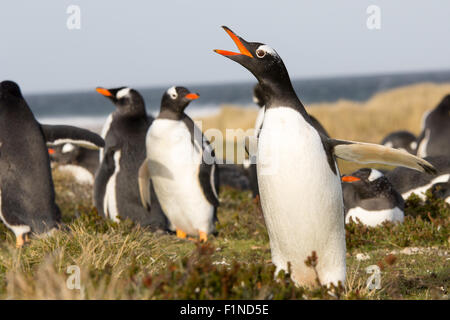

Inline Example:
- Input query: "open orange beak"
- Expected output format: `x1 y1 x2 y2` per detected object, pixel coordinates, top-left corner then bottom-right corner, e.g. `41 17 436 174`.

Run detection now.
342 176 361 182
96 87 112 97
214 26 253 58
185 93 199 100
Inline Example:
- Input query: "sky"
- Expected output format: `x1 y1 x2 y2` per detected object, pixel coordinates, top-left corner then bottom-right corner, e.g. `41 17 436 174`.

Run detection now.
1 0 449 94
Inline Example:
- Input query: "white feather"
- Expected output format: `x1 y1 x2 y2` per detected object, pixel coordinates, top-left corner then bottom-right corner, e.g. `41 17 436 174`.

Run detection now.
0 189 31 238
368 169 383 182
346 207 404 227
116 88 131 99
257 107 346 286
103 150 121 222
402 174 450 200
99 114 113 162
145 119 214 236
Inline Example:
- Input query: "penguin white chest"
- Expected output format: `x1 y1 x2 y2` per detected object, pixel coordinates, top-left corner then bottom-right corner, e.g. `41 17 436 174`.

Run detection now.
257 107 346 286
145 119 214 236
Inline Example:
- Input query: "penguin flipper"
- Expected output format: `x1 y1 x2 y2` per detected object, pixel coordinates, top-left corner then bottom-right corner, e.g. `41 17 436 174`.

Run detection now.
199 162 220 207
41 124 105 150
331 139 437 174
138 159 151 209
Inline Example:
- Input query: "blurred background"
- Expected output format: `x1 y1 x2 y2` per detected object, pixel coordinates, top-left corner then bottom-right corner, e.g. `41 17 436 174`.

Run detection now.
1 0 449 146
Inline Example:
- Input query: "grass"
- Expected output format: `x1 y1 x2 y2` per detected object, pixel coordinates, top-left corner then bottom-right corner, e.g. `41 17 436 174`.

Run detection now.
0 82 449 299
0 172 448 299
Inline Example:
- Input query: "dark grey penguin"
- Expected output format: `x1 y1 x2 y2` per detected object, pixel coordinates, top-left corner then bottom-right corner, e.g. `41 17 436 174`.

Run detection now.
381 130 417 154
416 95 450 158
342 168 404 226
94 86 168 231
386 155 450 201
0 80 104 247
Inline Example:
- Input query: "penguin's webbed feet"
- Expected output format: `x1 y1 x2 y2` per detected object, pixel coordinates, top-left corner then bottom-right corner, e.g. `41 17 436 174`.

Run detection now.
176 229 187 239
15 233 30 248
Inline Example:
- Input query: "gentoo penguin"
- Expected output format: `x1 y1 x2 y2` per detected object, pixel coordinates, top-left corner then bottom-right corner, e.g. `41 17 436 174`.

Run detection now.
386 155 450 202
342 168 404 227
245 83 330 198
214 26 436 286
416 95 450 158
381 130 417 154
0 81 104 247
430 182 450 204
94 86 168 231
139 87 219 242
49 143 99 184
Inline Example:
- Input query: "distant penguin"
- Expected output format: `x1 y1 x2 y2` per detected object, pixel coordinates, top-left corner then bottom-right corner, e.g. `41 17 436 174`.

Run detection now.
245 83 329 198
94 86 168 231
342 168 404 227
430 182 450 204
49 143 99 184
386 155 450 201
0 81 104 247
214 26 435 286
381 130 417 154
416 95 450 157
139 86 219 242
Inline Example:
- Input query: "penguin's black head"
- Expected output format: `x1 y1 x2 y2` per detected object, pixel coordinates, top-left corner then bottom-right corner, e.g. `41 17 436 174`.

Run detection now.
96 86 145 115
214 26 293 105
159 86 199 117
342 168 384 184
253 83 266 108
0 80 23 102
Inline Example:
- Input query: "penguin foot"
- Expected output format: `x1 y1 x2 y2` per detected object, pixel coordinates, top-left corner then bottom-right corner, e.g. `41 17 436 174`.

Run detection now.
199 231 208 243
176 229 187 239
16 234 25 248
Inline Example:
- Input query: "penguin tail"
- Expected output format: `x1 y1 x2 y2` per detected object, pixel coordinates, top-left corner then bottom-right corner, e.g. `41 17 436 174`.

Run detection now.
331 139 437 174
138 159 151 209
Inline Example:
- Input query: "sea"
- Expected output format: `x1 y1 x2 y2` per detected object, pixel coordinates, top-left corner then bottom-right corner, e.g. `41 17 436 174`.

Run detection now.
26 70 450 131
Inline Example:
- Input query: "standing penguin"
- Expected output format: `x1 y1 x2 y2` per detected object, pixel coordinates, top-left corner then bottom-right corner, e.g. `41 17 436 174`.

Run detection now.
416 95 450 158
342 168 404 227
139 87 219 242
214 26 436 286
94 87 168 231
0 81 104 247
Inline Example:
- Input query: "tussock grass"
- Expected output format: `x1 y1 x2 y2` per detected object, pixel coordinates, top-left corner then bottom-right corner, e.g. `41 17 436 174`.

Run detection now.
0 172 448 299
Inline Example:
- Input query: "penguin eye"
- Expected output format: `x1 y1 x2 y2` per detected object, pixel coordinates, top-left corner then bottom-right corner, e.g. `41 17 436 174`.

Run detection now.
256 48 266 58
170 93 178 99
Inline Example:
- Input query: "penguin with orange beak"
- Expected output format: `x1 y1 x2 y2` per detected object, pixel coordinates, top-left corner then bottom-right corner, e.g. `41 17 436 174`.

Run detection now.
214 26 435 287
94 86 168 231
139 87 220 242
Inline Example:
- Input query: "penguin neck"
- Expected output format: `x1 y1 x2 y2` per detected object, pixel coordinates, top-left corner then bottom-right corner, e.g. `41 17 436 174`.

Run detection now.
259 75 308 118
158 107 184 121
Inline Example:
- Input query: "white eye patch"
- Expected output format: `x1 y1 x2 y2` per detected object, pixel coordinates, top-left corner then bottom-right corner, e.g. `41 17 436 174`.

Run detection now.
62 143 76 153
256 44 277 58
116 88 131 99
368 169 383 182
167 86 178 99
